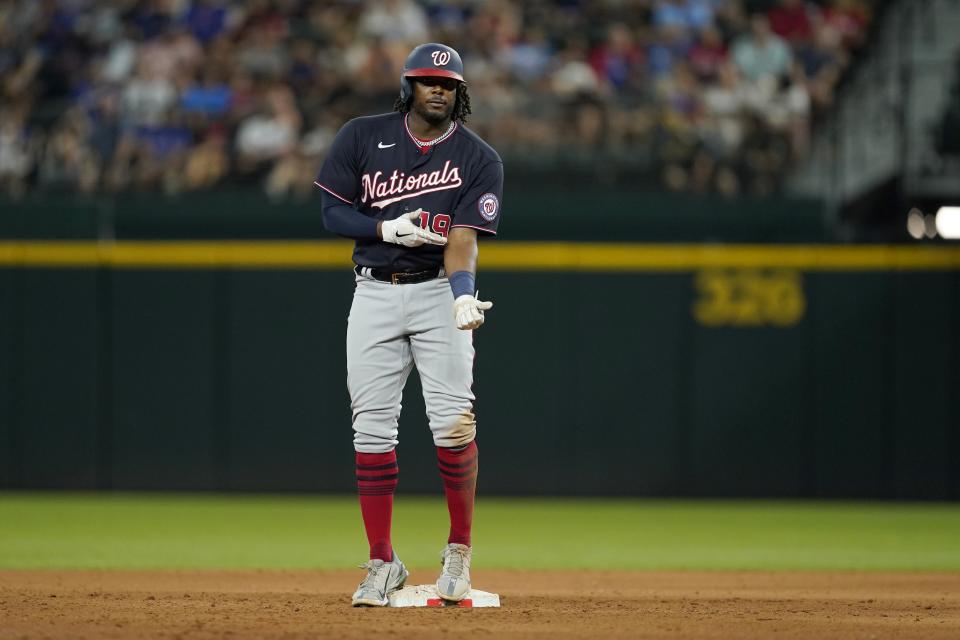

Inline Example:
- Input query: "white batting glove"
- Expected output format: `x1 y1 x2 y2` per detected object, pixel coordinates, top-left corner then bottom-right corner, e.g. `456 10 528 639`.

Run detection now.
453 292 493 330
381 209 447 247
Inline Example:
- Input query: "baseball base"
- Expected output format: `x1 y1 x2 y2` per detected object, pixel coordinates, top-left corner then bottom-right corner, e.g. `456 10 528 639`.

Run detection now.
388 584 501 608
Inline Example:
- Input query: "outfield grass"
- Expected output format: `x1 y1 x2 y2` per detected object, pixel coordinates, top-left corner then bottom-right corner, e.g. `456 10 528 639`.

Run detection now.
1 493 959 571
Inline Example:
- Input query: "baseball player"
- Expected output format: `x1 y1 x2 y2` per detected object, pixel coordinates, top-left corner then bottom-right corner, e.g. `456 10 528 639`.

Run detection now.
314 43 503 606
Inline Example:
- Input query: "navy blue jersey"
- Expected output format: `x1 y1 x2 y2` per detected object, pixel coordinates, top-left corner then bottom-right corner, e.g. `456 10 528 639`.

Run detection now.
315 112 503 271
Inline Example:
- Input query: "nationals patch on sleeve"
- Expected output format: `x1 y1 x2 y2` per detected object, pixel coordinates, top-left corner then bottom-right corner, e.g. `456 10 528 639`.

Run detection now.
478 193 499 221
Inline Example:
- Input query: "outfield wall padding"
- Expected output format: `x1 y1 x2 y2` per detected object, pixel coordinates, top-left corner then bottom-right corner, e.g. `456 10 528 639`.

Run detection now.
1 257 958 499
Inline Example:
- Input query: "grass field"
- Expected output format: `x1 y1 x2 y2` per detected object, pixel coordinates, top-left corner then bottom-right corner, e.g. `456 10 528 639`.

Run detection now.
2 492 959 572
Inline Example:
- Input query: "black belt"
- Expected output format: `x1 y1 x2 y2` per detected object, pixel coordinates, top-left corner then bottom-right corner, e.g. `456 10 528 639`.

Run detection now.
355 265 443 285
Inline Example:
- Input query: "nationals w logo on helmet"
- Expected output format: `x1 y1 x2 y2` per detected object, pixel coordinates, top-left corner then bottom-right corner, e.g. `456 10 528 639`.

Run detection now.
402 44 464 83
399 44 466 104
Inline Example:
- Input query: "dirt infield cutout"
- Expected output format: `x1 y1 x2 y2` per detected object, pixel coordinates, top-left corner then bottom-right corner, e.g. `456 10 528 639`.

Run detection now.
2 570 959 639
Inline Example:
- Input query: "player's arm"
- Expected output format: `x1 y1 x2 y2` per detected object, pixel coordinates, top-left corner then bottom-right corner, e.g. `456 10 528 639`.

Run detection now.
445 227 492 330
446 158 502 329
321 193 446 246
320 192 378 238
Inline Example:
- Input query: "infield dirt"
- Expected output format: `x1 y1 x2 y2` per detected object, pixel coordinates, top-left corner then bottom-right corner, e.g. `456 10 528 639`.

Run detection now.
2 570 958 639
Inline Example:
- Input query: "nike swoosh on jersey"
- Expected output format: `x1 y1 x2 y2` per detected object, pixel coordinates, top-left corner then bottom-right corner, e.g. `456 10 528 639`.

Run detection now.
378 142 396 149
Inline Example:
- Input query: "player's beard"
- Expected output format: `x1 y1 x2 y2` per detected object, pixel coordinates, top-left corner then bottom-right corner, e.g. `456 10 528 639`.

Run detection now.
414 100 454 127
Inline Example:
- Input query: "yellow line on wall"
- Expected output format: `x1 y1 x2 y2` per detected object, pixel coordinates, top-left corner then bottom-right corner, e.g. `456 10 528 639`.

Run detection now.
0 241 959 271
480 243 960 271
0 241 353 268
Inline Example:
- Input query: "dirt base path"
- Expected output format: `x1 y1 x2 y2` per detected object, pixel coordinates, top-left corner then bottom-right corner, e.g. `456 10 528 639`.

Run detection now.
2 570 959 639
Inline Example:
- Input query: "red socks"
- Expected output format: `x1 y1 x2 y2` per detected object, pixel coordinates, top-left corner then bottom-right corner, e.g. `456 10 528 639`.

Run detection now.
355 451 398 561
356 443 477 559
437 441 479 546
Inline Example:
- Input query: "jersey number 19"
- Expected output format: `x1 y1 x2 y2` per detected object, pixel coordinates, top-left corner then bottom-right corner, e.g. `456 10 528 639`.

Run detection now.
417 211 451 237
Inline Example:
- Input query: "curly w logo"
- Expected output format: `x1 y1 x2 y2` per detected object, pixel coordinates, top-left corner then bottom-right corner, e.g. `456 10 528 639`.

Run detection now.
431 51 451 66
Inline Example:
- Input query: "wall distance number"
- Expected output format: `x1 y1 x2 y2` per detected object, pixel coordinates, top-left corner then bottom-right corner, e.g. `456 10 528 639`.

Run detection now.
693 270 806 327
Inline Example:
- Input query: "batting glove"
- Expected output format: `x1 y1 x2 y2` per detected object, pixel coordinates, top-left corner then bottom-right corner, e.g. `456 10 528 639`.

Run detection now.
381 209 447 247
453 293 493 330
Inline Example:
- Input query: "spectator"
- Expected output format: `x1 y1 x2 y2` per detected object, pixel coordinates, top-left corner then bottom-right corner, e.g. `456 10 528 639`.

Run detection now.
591 23 645 89
783 64 813 158
129 0 175 41
689 26 728 82
767 0 815 45
822 0 870 47
647 25 691 79
702 63 749 160
358 0 429 44
38 109 99 194
740 112 790 195
0 105 36 199
235 84 300 175
656 62 706 186
552 38 603 99
99 24 139 84
181 67 233 118
87 90 123 172
501 27 553 83
732 14 792 82
654 0 716 34
178 125 229 192
122 63 177 127
2 43 43 102
351 36 402 97
139 28 201 85
236 23 289 79
795 24 845 106
183 0 230 45
287 39 318 94
659 62 705 127
715 0 751 41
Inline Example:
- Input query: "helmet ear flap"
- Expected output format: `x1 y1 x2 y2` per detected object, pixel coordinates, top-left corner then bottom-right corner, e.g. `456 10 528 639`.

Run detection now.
399 76 413 104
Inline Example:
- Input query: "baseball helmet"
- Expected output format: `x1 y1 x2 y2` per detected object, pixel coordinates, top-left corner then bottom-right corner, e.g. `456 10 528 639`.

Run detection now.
399 43 465 104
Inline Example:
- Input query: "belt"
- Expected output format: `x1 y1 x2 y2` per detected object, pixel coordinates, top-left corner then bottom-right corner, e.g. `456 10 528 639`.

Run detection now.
355 265 444 284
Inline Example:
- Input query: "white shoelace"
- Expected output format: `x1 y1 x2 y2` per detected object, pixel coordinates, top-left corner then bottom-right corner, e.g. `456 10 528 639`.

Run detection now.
443 549 467 577
358 560 389 590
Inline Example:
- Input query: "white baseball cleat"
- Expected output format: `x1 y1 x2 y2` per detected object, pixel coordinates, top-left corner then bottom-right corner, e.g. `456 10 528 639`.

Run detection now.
352 554 409 607
436 543 472 601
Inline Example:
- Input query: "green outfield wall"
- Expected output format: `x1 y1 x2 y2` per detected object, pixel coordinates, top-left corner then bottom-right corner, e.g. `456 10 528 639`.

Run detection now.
0 187 828 243
0 193 958 498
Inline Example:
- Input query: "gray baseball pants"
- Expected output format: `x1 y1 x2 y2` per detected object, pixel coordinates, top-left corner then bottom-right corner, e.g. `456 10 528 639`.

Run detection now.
347 273 477 453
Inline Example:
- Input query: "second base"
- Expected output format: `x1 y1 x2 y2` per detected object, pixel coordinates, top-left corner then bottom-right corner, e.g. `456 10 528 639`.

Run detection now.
388 584 500 608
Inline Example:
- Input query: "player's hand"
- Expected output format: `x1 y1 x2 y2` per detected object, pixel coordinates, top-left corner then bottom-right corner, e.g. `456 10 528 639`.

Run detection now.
453 292 493 330
381 209 447 247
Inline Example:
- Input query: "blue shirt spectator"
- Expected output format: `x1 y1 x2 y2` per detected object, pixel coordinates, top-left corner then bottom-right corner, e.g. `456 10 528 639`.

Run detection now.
181 84 232 116
654 0 716 32
183 1 228 45
136 125 192 159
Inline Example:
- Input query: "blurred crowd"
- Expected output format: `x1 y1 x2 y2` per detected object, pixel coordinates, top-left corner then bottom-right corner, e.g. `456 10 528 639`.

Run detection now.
0 0 874 200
